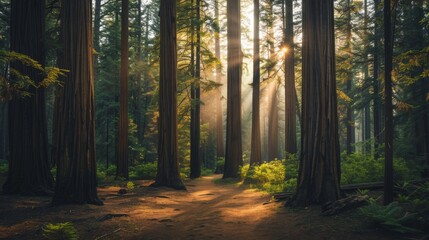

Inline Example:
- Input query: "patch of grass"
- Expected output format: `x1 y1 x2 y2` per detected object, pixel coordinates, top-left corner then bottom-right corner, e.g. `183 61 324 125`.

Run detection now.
43 222 78 240
0 161 8 174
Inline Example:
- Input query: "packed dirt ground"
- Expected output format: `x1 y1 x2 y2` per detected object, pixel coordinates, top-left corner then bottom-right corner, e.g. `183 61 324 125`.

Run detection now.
0 175 410 240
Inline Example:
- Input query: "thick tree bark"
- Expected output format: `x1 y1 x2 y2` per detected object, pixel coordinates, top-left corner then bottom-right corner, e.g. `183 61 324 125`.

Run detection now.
268 85 279 161
284 0 297 154
190 0 201 179
250 0 262 166
52 0 102 205
294 0 341 206
224 0 242 178
383 0 394 205
155 0 186 189
3 0 53 195
117 0 129 179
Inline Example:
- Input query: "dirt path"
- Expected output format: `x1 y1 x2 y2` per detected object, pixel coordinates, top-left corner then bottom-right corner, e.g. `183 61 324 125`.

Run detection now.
0 175 397 240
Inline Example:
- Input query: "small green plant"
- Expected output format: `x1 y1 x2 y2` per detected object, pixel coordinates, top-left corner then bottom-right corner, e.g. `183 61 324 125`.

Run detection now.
0 161 8 174
129 162 157 180
126 181 135 192
360 201 420 233
242 160 287 194
43 222 78 240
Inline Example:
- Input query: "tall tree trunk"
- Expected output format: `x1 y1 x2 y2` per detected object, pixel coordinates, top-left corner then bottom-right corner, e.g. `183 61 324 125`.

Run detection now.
250 0 262 166
284 0 297 154
3 0 53 195
383 0 394 205
135 0 144 144
155 0 186 189
294 0 341 206
363 0 371 154
224 0 242 178
117 0 129 179
190 0 201 178
214 0 225 169
267 0 278 161
373 0 383 158
93 0 101 79
53 0 102 205
346 0 355 154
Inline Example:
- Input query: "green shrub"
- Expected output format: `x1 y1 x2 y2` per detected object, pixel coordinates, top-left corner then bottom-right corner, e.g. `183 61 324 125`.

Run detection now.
201 168 214 176
0 162 8 174
341 153 414 185
129 162 157 180
242 160 287 194
43 222 78 240
126 181 135 191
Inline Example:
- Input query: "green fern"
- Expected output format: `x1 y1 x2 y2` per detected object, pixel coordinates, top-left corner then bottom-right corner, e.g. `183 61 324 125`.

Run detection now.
360 202 421 233
42 222 78 240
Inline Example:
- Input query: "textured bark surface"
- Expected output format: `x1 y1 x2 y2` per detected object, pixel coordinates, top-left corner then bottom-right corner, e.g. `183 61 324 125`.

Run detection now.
52 0 102 205
284 0 297 154
250 0 261 166
224 0 242 178
190 0 201 179
155 0 185 189
3 0 53 196
117 0 129 179
294 0 341 206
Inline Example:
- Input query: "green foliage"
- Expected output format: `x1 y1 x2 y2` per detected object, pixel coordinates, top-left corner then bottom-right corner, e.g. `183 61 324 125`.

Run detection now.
42 222 78 240
201 168 214 176
126 181 135 192
341 153 414 185
216 157 225 169
242 160 286 194
0 50 65 101
129 162 157 180
360 202 420 233
0 161 7 174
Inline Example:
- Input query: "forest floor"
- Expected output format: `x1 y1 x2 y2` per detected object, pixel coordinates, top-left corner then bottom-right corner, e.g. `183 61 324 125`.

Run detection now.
0 174 409 240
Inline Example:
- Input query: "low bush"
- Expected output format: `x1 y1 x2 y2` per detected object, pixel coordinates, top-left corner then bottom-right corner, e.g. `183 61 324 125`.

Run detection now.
129 162 157 180
0 161 7 174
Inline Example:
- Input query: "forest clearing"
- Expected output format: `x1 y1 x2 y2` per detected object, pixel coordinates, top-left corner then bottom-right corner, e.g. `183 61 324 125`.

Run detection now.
0 175 402 240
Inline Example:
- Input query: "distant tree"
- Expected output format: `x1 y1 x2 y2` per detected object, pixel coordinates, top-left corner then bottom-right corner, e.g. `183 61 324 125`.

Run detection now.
117 0 129 179
224 0 243 178
190 0 201 179
2 0 53 195
383 0 394 205
154 0 186 189
52 0 102 205
284 0 297 155
214 0 225 172
250 0 262 166
294 0 341 206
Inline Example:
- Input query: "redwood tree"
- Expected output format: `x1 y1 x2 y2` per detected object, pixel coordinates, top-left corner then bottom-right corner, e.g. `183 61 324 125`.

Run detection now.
117 0 129 179
3 0 53 195
155 0 185 189
250 0 262 166
294 0 341 206
52 0 102 205
284 0 297 154
224 0 242 178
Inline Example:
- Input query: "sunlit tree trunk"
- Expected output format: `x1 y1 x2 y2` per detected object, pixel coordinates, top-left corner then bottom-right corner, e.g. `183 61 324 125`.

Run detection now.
214 0 225 171
362 0 372 154
53 0 102 205
190 0 201 178
155 0 186 189
383 0 394 205
224 0 242 178
250 0 262 166
135 0 144 144
117 0 129 179
3 0 53 195
294 0 341 206
284 0 297 154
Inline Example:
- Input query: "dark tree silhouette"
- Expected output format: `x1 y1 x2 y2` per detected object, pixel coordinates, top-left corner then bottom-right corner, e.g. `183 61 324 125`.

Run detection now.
3 0 53 195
